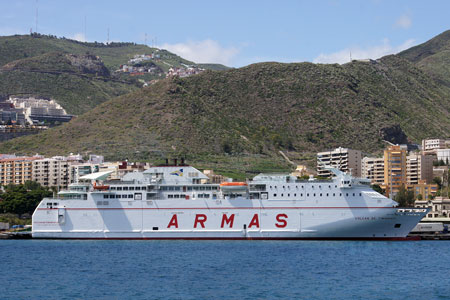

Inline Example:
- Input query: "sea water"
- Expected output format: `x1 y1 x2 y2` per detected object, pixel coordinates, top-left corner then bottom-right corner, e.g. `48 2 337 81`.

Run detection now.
1 240 449 300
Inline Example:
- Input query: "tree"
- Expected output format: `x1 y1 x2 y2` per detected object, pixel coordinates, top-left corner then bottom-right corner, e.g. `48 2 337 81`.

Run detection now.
433 177 443 190
417 194 423 200
0 182 52 216
371 184 384 195
394 185 415 207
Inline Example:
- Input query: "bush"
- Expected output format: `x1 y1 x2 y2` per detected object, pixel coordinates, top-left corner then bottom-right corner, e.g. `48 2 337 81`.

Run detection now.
0 181 52 215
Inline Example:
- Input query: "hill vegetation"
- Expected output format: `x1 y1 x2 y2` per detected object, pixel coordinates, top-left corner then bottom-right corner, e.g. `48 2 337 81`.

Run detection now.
399 30 450 86
0 52 139 114
0 34 228 115
1 31 450 177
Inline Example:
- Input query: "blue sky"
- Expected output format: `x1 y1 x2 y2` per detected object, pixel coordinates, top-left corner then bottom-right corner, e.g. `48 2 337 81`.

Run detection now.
1 0 450 67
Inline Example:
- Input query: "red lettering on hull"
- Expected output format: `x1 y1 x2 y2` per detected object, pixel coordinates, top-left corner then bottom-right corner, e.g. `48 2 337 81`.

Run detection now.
248 214 259 228
221 214 235 228
194 214 207 228
167 214 178 228
275 214 288 228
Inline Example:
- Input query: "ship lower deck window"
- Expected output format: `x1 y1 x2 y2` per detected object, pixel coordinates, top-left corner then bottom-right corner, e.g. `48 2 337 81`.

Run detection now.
353 193 355 196
274 193 277 197
117 187 122 191
333 193 335 197
394 224 401 228
319 193 322 197
123 187 129 191
346 193 348 197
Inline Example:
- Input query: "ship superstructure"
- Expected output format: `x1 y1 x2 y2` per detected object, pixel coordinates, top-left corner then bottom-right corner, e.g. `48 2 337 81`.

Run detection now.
32 164 427 239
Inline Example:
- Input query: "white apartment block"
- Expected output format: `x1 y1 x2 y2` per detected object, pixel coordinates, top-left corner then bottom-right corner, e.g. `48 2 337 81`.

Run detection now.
422 139 446 152
32 158 69 188
406 153 434 185
317 147 361 178
361 157 384 185
69 163 100 184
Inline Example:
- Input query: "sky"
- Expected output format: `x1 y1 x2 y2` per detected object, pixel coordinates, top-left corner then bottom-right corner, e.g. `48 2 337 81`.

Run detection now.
1 0 450 67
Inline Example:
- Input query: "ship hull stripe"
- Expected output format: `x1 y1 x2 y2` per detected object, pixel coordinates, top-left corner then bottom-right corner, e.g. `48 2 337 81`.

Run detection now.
37 206 397 210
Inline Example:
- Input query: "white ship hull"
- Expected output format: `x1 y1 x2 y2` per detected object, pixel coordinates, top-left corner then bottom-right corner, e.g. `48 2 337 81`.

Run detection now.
32 165 427 240
32 199 426 240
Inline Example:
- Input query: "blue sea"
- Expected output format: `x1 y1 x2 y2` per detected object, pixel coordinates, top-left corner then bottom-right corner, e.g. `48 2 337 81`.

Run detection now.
1 240 449 300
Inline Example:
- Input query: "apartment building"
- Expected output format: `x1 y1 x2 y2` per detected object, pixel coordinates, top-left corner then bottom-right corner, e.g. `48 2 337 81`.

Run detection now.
317 147 361 178
422 138 446 152
406 153 434 185
69 163 100 184
407 180 438 201
32 157 69 188
0 156 40 185
416 196 450 220
382 145 407 198
361 157 384 185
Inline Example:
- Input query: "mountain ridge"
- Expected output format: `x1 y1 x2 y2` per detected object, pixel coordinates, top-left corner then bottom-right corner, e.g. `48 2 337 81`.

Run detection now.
1 31 450 177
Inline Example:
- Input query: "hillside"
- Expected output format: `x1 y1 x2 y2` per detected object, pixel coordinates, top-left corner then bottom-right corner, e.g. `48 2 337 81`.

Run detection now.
0 34 227 72
0 52 139 115
2 38 450 177
399 30 450 86
0 34 228 115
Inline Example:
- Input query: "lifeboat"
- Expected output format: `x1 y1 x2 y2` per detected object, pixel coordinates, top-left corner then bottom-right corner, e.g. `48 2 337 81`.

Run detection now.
93 182 109 190
220 182 248 192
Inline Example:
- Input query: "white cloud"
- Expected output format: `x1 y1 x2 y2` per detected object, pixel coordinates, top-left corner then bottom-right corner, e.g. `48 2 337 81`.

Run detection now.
161 39 239 65
313 38 416 64
70 33 86 42
395 14 412 29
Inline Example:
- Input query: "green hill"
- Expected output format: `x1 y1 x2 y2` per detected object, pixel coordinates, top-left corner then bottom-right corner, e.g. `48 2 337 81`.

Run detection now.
0 34 228 72
2 30 450 177
399 30 450 86
0 34 229 115
2 32 450 177
0 52 139 115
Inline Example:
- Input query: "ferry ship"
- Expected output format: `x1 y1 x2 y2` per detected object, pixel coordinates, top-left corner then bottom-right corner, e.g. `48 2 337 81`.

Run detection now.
32 162 427 240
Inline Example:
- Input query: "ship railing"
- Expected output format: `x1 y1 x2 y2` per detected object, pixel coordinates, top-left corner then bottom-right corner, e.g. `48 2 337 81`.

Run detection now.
294 179 333 183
